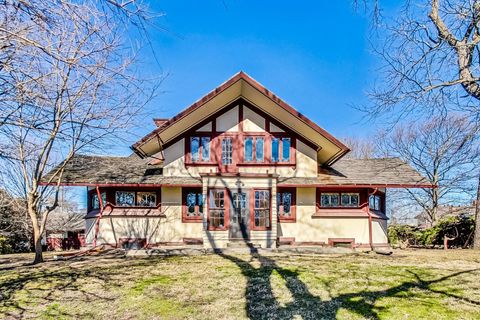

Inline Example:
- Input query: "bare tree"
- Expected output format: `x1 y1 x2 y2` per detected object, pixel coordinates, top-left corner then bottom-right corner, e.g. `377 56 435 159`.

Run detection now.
363 0 480 246
0 1 157 263
341 136 378 159
377 115 479 227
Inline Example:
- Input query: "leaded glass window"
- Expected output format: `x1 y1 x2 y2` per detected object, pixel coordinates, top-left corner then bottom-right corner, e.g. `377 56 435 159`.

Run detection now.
222 138 233 165
137 192 156 207
254 190 270 228
320 193 339 207
341 193 359 207
116 191 135 207
209 190 225 229
92 192 106 209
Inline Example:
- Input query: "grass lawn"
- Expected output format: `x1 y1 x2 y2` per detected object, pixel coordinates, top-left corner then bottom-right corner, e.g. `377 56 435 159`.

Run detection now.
1 249 480 319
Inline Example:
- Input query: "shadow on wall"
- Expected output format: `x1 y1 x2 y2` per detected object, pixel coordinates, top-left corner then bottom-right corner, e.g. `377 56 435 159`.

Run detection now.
206 233 480 319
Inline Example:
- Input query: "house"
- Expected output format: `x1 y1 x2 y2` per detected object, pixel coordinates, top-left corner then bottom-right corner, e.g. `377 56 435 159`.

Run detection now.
43 72 432 250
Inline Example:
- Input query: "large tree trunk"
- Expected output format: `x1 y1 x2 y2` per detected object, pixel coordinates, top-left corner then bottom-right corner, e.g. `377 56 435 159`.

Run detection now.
28 198 44 264
474 175 480 249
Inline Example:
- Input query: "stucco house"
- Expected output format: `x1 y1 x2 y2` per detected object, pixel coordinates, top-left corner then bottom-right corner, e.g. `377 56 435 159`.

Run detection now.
45 72 431 250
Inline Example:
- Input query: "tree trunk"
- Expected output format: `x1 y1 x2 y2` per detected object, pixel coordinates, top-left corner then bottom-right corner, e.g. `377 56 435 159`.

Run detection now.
28 198 44 264
474 175 480 249
33 231 44 263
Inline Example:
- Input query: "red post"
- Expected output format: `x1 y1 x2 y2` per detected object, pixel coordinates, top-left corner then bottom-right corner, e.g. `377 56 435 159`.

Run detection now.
93 186 104 247
366 189 375 251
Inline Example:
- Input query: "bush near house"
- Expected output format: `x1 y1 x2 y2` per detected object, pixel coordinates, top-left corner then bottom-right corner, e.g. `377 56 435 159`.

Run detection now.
388 215 474 248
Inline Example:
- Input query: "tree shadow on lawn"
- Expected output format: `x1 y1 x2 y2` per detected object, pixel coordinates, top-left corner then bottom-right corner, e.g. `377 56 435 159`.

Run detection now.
216 247 480 320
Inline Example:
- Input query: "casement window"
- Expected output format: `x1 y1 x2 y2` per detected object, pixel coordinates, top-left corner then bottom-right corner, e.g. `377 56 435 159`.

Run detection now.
277 188 296 222
271 137 291 163
208 189 228 230
92 192 106 209
320 192 360 208
341 193 359 207
320 193 339 207
183 188 203 222
244 136 265 162
253 190 271 229
369 195 381 211
115 191 136 207
137 192 157 207
221 138 233 165
190 136 211 162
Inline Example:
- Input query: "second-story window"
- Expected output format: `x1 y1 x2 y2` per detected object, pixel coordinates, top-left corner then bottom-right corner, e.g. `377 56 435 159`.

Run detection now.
369 195 381 211
137 192 157 207
116 191 135 207
190 136 210 162
272 137 291 163
222 138 233 165
244 137 264 162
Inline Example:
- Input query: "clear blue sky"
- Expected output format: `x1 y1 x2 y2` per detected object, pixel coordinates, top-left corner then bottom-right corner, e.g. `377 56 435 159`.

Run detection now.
75 1 403 206
121 1 402 150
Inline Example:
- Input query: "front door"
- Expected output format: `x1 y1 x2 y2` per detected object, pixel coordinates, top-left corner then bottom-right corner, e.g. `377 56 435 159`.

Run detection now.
230 191 250 240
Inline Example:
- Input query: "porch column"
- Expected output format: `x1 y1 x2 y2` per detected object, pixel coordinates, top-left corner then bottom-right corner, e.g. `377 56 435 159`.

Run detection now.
271 177 278 249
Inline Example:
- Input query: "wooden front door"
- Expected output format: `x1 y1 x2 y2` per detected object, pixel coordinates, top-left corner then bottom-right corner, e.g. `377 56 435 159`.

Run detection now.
229 191 250 240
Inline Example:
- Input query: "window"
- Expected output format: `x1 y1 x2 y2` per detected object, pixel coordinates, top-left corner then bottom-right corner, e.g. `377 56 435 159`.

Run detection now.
190 136 210 162
208 189 227 230
320 193 339 207
222 138 233 165
183 188 203 222
92 192 106 209
244 136 264 162
115 191 135 207
341 193 359 207
369 195 381 211
254 190 271 229
272 137 292 163
277 188 295 221
137 192 157 207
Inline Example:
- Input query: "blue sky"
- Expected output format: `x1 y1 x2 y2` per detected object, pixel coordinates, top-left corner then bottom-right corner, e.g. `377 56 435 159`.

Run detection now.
119 1 402 150
75 1 403 206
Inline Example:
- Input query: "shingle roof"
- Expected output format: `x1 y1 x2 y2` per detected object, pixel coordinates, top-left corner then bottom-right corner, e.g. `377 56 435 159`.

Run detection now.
278 158 432 187
42 155 201 186
43 155 430 188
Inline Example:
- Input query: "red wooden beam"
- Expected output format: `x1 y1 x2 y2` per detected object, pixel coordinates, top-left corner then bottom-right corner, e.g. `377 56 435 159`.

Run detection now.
92 186 105 247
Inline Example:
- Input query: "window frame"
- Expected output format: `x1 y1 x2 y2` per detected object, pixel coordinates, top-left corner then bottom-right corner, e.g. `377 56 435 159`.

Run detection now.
115 191 136 207
91 192 107 210
182 187 203 223
369 194 382 212
185 133 215 165
277 187 296 222
207 188 229 231
244 135 265 163
136 191 157 207
340 193 360 207
271 134 295 164
221 137 233 165
251 188 272 231
317 191 363 209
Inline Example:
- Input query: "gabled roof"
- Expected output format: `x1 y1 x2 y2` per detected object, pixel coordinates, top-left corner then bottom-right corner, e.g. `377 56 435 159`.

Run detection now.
131 71 350 166
278 158 433 188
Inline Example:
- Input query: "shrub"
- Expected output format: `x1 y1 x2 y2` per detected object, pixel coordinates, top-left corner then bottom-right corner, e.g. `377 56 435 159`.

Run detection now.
0 235 14 254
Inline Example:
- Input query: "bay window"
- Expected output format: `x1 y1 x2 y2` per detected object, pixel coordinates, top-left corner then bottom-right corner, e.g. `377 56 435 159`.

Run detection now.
369 194 381 211
92 192 106 209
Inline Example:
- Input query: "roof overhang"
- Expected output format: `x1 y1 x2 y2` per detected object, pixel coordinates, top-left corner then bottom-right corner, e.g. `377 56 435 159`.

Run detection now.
131 72 350 166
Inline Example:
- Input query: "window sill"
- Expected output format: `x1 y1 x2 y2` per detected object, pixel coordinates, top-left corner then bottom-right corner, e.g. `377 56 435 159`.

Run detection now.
182 217 203 223
237 163 294 167
207 227 228 231
278 218 296 223
251 227 272 231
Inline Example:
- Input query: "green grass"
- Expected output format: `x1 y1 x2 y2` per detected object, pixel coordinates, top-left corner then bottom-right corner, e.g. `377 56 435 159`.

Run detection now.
1 249 480 319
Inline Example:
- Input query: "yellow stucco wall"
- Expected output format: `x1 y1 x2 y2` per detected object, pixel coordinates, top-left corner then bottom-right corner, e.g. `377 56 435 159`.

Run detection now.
278 188 388 245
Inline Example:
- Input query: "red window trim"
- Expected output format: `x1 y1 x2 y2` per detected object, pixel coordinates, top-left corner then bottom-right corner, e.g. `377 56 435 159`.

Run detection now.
182 187 203 223
207 188 230 231
277 187 296 222
88 188 161 212
250 188 272 231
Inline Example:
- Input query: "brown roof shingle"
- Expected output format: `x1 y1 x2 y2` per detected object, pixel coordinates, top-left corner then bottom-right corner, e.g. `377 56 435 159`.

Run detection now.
278 158 432 187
